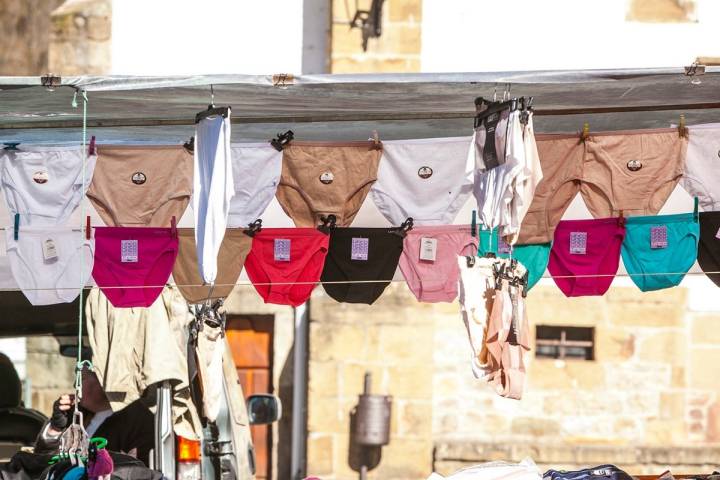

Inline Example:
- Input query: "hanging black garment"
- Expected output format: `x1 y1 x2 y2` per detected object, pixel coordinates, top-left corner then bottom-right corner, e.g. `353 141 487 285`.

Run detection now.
321 227 404 304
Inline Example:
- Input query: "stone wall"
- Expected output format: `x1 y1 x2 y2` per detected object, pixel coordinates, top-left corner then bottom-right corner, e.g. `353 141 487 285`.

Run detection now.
48 0 111 75
26 336 76 416
433 284 720 475
0 0 64 75
330 0 421 73
627 0 696 22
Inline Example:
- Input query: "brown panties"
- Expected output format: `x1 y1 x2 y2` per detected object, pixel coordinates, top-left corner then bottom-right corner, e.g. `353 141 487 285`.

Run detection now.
581 128 687 218
517 129 687 245
172 228 252 303
276 141 382 227
88 145 193 227
516 134 583 244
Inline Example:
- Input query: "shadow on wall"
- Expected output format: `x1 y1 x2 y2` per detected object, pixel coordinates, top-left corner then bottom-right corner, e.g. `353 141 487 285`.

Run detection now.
278 343 294 480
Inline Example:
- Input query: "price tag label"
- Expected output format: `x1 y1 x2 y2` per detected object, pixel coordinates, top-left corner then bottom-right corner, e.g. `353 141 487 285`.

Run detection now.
274 239 291 261
351 237 369 261
650 226 668 249
121 240 138 263
419 237 437 261
42 238 58 261
569 232 587 255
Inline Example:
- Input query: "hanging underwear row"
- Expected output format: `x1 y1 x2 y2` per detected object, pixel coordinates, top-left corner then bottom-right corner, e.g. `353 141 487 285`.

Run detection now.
9 202 719 308
4 122 720 239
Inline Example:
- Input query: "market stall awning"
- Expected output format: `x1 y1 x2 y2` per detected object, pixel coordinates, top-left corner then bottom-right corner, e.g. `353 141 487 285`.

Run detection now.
2 68 720 143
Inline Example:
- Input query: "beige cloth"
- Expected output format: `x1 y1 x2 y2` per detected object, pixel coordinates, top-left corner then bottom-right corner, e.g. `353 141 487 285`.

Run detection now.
85 286 201 440
88 145 193 227
277 141 383 227
196 322 225 422
173 228 252 303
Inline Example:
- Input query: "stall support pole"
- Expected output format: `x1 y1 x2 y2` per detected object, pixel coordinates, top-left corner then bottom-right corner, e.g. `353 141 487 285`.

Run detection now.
291 301 309 480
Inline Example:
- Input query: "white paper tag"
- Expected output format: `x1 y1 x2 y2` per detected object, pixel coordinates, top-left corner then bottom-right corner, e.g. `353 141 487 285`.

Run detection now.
569 232 587 255
121 239 138 263
419 237 437 261
42 238 58 261
351 237 369 261
650 225 668 249
274 239 291 261
715 227 720 240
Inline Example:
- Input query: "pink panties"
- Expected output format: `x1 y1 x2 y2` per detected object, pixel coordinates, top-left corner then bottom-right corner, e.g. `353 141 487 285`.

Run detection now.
548 217 625 297
399 225 477 302
92 226 179 307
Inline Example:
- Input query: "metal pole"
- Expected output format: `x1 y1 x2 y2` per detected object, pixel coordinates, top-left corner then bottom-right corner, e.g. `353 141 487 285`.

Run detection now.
291 301 309 480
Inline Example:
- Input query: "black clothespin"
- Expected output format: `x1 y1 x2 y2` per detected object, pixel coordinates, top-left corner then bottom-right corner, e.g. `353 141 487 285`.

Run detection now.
317 214 337 235
88 136 96 155
466 255 476 268
243 219 263 237
390 217 414 238
13 214 19 241
520 270 529 298
270 130 294 151
471 210 477 237
3 142 20 151
194 85 231 124
183 136 195 153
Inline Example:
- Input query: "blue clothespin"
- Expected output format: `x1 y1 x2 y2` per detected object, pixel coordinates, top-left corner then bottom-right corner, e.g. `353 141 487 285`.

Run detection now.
694 196 699 222
3 142 20 151
13 214 19 241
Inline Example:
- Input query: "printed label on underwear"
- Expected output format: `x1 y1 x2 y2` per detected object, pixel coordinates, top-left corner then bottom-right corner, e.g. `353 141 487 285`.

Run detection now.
626 160 642 171
319 171 334 184
131 172 147 185
42 238 58 261
33 171 49 184
650 225 668 249
716 227 720 240
418 166 433 179
121 239 138 263
419 237 437 262
497 236 512 255
351 237 369 261
569 232 587 255
274 239 291 261
482 112 501 170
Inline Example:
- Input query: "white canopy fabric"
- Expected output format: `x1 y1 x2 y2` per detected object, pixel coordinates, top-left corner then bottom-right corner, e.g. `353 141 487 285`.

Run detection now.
2 68 720 143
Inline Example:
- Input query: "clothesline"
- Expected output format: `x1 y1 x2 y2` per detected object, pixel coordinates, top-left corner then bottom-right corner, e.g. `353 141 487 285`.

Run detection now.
0 269 717 293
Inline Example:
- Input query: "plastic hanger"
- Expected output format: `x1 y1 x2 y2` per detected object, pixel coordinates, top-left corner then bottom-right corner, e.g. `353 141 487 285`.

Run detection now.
194 85 231 124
